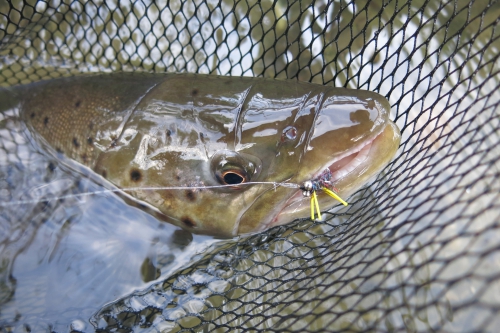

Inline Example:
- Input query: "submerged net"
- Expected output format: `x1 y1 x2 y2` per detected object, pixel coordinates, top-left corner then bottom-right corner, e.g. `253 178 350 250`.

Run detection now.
1 0 499 332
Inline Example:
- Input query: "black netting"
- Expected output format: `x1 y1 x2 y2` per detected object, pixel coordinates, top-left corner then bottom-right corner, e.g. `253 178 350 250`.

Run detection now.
1 0 499 332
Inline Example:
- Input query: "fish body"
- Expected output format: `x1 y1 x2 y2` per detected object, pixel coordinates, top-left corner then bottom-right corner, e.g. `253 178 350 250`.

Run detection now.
12 73 400 237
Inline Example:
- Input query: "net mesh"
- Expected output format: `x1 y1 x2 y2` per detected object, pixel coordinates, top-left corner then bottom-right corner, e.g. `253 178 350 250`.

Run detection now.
1 0 499 332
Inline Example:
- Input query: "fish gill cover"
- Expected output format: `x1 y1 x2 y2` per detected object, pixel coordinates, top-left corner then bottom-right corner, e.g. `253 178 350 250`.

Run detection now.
0 0 499 332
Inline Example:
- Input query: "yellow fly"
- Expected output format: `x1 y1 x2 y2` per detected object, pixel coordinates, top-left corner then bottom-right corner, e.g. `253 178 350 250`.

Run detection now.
302 171 348 221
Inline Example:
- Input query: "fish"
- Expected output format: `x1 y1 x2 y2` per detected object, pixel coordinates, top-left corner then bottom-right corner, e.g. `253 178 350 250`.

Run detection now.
8 73 400 237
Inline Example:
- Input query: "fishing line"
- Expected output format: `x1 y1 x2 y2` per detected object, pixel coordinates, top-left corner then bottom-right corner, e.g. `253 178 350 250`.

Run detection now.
0 181 301 206
0 170 349 219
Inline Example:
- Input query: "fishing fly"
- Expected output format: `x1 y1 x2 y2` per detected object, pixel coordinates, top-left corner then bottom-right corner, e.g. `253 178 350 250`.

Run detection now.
300 169 348 221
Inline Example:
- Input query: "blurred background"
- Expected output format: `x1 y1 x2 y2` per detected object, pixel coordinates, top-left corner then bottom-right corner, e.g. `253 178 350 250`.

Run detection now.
0 0 499 332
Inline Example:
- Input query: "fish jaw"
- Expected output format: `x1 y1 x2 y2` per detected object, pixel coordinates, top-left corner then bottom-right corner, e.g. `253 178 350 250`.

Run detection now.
265 121 401 230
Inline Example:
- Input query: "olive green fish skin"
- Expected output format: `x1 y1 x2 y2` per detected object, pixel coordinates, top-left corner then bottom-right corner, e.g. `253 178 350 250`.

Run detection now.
15 73 400 237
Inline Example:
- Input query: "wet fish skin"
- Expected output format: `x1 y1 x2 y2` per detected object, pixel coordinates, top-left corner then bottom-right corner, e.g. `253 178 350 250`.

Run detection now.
13 73 400 237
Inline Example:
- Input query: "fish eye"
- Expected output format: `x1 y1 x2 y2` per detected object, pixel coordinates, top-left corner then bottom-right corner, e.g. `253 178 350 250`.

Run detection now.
282 126 297 141
210 150 259 187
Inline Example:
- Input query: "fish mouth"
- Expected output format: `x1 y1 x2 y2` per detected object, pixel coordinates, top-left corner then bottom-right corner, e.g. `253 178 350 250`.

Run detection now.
315 131 376 182
263 127 386 231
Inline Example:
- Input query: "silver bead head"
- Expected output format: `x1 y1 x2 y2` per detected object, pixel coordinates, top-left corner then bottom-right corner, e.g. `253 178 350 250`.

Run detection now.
303 181 313 191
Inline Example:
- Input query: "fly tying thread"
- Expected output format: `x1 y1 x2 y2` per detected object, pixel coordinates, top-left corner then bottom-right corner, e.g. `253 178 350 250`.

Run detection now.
300 169 348 221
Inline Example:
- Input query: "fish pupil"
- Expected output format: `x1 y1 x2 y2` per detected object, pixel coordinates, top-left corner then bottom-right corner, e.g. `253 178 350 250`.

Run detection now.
223 172 244 185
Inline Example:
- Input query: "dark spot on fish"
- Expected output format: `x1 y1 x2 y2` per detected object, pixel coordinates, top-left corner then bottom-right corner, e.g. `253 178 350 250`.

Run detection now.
350 109 371 124
110 135 117 147
47 162 56 172
185 189 196 202
191 88 198 96
367 99 375 109
181 216 196 228
101 170 107 178
24 324 31 332
138 203 147 209
87 136 93 145
29 112 35 119
88 121 94 130
130 169 142 182
56 148 63 155
176 175 181 181
75 100 81 108
43 117 49 126
81 153 87 163
166 129 171 137
72 137 80 148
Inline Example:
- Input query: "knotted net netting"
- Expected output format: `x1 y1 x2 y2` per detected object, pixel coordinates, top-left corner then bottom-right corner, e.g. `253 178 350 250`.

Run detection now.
0 0 499 332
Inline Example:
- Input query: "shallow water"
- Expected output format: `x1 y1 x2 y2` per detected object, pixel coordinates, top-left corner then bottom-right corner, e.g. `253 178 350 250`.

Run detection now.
0 109 219 331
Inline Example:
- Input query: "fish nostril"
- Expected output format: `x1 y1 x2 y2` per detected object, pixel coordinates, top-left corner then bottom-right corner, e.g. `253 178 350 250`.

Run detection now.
282 126 297 141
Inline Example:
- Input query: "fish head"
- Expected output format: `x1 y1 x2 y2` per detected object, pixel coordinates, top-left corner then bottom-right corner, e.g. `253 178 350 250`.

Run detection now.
91 76 400 238
236 85 401 234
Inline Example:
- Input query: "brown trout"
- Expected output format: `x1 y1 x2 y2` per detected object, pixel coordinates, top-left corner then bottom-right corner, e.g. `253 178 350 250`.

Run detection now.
10 73 400 237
